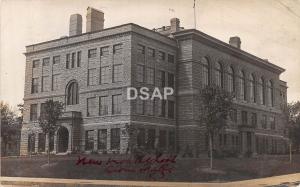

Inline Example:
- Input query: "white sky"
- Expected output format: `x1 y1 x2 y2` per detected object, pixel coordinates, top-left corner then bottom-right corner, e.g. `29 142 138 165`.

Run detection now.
1 0 300 107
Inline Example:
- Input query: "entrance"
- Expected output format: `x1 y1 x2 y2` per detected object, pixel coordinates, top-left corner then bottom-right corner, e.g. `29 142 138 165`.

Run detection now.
57 127 69 153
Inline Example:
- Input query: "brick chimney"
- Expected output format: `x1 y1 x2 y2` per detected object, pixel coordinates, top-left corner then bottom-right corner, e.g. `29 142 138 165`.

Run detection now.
86 7 104 33
170 18 180 33
69 14 82 36
229 36 241 49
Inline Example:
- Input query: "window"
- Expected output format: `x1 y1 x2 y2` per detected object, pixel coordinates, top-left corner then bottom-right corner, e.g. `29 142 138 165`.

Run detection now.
228 66 235 93
100 46 109 56
158 51 165 61
249 74 256 103
241 111 247 125
145 99 154 116
41 76 50 92
40 103 47 119
66 54 70 69
258 77 265 105
223 134 227 146
159 130 167 148
168 100 175 119
267 80 274 107
31 78 39 93
88 48 97 58
38 133 46 152
148 48 155 57
85 130 94 151
99 96 109 116
67 81 79 105
87 97 97 117
27 134 35 153
270 116 275 130
71 52 76 68
111 128 120 149
168 54 175 63
159 100 166 117
42 58 50 66
168 73 175 88
168 131 175 151
215 62 223 88
251 113 257 127
262 115 267 129
100 66 110 84
113 64 123 82
239 70 246 100
146 68 155 84
33 60 40 68
30 104 37 121
52 74 60 91
112 94 122 114
201 57 210 86
158 70 166 87
113 44 122 54
136 65 144 82
88 68 97 86
53 56 60 65
138 44 145 54
229 109 237 123
147 129 155 149
98 129 107 150
77 51 81 67
135 97 144 115
137 128 145 147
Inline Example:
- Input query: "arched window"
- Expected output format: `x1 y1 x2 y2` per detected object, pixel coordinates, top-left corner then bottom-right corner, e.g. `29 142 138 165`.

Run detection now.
228 66 235 93
201 57 210 86
67 81 79 105
258 77 265 105
249 74 256 103
267 80 274 107
239 70 246 100
215 62 223 88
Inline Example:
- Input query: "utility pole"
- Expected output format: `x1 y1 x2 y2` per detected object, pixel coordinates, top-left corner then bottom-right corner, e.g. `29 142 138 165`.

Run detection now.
193 0 197 29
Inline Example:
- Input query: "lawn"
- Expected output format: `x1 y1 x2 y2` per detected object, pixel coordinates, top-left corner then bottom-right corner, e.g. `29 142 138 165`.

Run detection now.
1 154 300 182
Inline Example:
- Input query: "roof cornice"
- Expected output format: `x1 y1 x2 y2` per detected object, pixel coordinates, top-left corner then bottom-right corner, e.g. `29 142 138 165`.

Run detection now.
173 29 285 74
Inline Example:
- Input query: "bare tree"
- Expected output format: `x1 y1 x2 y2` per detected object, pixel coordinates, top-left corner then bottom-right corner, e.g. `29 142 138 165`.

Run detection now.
198 86 233 169
38 100 64 165
281 101 300 162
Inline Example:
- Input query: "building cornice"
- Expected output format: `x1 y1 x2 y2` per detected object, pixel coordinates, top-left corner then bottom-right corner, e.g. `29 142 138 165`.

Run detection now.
172 29 285 74
24 23 177 56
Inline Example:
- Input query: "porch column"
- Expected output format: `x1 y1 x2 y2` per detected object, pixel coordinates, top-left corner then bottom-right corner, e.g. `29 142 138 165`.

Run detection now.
45 133 49 152
34 133 39 153
53 131 57 153
67 127 72 153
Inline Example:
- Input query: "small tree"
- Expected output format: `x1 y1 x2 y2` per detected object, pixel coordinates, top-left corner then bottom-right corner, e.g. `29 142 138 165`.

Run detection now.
0 101 22 156
38 100 64 164
124 124 137 155
199 86 233 169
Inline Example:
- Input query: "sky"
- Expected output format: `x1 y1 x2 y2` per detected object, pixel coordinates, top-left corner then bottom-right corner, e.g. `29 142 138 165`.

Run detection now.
1 0 300 108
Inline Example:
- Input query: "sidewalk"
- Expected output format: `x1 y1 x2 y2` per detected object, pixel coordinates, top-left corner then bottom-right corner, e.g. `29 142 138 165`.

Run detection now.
1 173 300 187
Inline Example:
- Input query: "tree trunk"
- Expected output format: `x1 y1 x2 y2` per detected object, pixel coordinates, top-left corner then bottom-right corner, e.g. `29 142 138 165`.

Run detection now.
48 134 50 165
289 142 292 163
209 132 213 169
